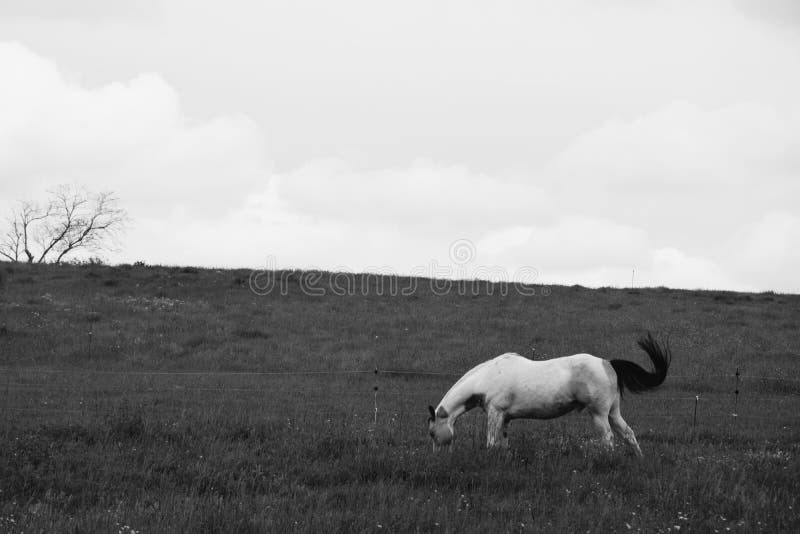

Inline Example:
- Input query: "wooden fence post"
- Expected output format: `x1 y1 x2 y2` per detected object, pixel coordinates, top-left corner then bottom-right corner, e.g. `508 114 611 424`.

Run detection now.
373 366 379 426
4 368 8 428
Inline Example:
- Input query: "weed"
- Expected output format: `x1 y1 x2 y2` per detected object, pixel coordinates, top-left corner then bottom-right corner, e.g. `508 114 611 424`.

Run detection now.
234 328 271 339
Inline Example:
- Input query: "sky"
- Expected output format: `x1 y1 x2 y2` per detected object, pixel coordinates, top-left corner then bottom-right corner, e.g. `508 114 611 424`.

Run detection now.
1 0 799 292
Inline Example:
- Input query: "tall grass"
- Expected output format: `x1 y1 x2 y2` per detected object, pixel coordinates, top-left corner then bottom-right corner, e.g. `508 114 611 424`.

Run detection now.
0 262 798 532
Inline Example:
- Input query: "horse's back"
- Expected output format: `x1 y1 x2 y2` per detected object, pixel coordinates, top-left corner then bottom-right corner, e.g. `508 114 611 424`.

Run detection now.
478 352 617 417
485 352 608 378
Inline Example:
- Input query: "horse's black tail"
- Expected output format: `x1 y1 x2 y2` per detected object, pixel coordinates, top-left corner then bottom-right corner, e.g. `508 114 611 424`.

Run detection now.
610 332 672 397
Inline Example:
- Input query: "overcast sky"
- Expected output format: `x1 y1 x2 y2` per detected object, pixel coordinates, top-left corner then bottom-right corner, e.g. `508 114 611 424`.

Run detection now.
1 0 799 292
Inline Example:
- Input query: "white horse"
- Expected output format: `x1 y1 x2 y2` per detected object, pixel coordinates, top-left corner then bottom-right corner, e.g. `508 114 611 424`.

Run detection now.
427 333 671 457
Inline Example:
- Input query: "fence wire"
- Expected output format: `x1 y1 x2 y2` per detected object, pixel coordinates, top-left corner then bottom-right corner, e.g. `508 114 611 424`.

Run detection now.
2 366 799 428
2 367 799 381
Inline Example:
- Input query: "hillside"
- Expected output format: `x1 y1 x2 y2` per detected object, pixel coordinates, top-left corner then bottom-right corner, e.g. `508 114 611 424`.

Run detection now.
1 261 798 379
1 261 799 532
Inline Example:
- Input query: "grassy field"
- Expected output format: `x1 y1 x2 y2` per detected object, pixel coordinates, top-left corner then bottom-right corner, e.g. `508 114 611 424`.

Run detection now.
1 262 798 533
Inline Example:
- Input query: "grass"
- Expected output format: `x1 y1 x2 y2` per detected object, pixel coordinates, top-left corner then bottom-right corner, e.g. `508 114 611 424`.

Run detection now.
0 261 799 533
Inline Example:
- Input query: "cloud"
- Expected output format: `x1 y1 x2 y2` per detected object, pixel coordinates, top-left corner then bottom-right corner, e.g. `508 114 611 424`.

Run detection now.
0 42 270 218
547 101 799 190
647 247 739 291
731 0 800 30
726 211 800 291
451 99 800 292
479 217 648 272
543 100 800 269
0 1 159 22
274 159 552 234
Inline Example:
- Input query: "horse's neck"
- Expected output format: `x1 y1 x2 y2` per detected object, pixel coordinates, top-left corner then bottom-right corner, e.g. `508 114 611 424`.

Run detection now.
439 380 477 421
441 359 496 413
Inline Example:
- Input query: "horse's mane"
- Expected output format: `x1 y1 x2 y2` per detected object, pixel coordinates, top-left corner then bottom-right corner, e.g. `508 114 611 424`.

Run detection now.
449 356 493 388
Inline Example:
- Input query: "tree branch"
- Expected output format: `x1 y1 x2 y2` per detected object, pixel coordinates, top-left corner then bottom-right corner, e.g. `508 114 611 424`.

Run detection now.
0 218 23 261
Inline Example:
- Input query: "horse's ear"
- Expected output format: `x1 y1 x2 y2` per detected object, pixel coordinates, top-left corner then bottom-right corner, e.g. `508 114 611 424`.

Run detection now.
436 406 449 419
428 405 436 421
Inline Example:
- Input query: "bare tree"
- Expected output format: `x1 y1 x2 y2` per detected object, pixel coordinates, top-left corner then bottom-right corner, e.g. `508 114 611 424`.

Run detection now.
0 202 51 262
1 186 128 264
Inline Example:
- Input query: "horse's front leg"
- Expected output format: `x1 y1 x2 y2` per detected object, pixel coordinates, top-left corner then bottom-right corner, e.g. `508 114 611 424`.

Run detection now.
500 418 510 449
486 406 506 449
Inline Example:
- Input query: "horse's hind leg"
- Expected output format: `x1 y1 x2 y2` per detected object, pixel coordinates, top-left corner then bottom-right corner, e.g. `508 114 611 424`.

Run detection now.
609 404 643 458
590 409 615 451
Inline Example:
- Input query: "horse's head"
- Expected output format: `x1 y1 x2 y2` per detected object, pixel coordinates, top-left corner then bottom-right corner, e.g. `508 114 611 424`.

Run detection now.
427 405 453 451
